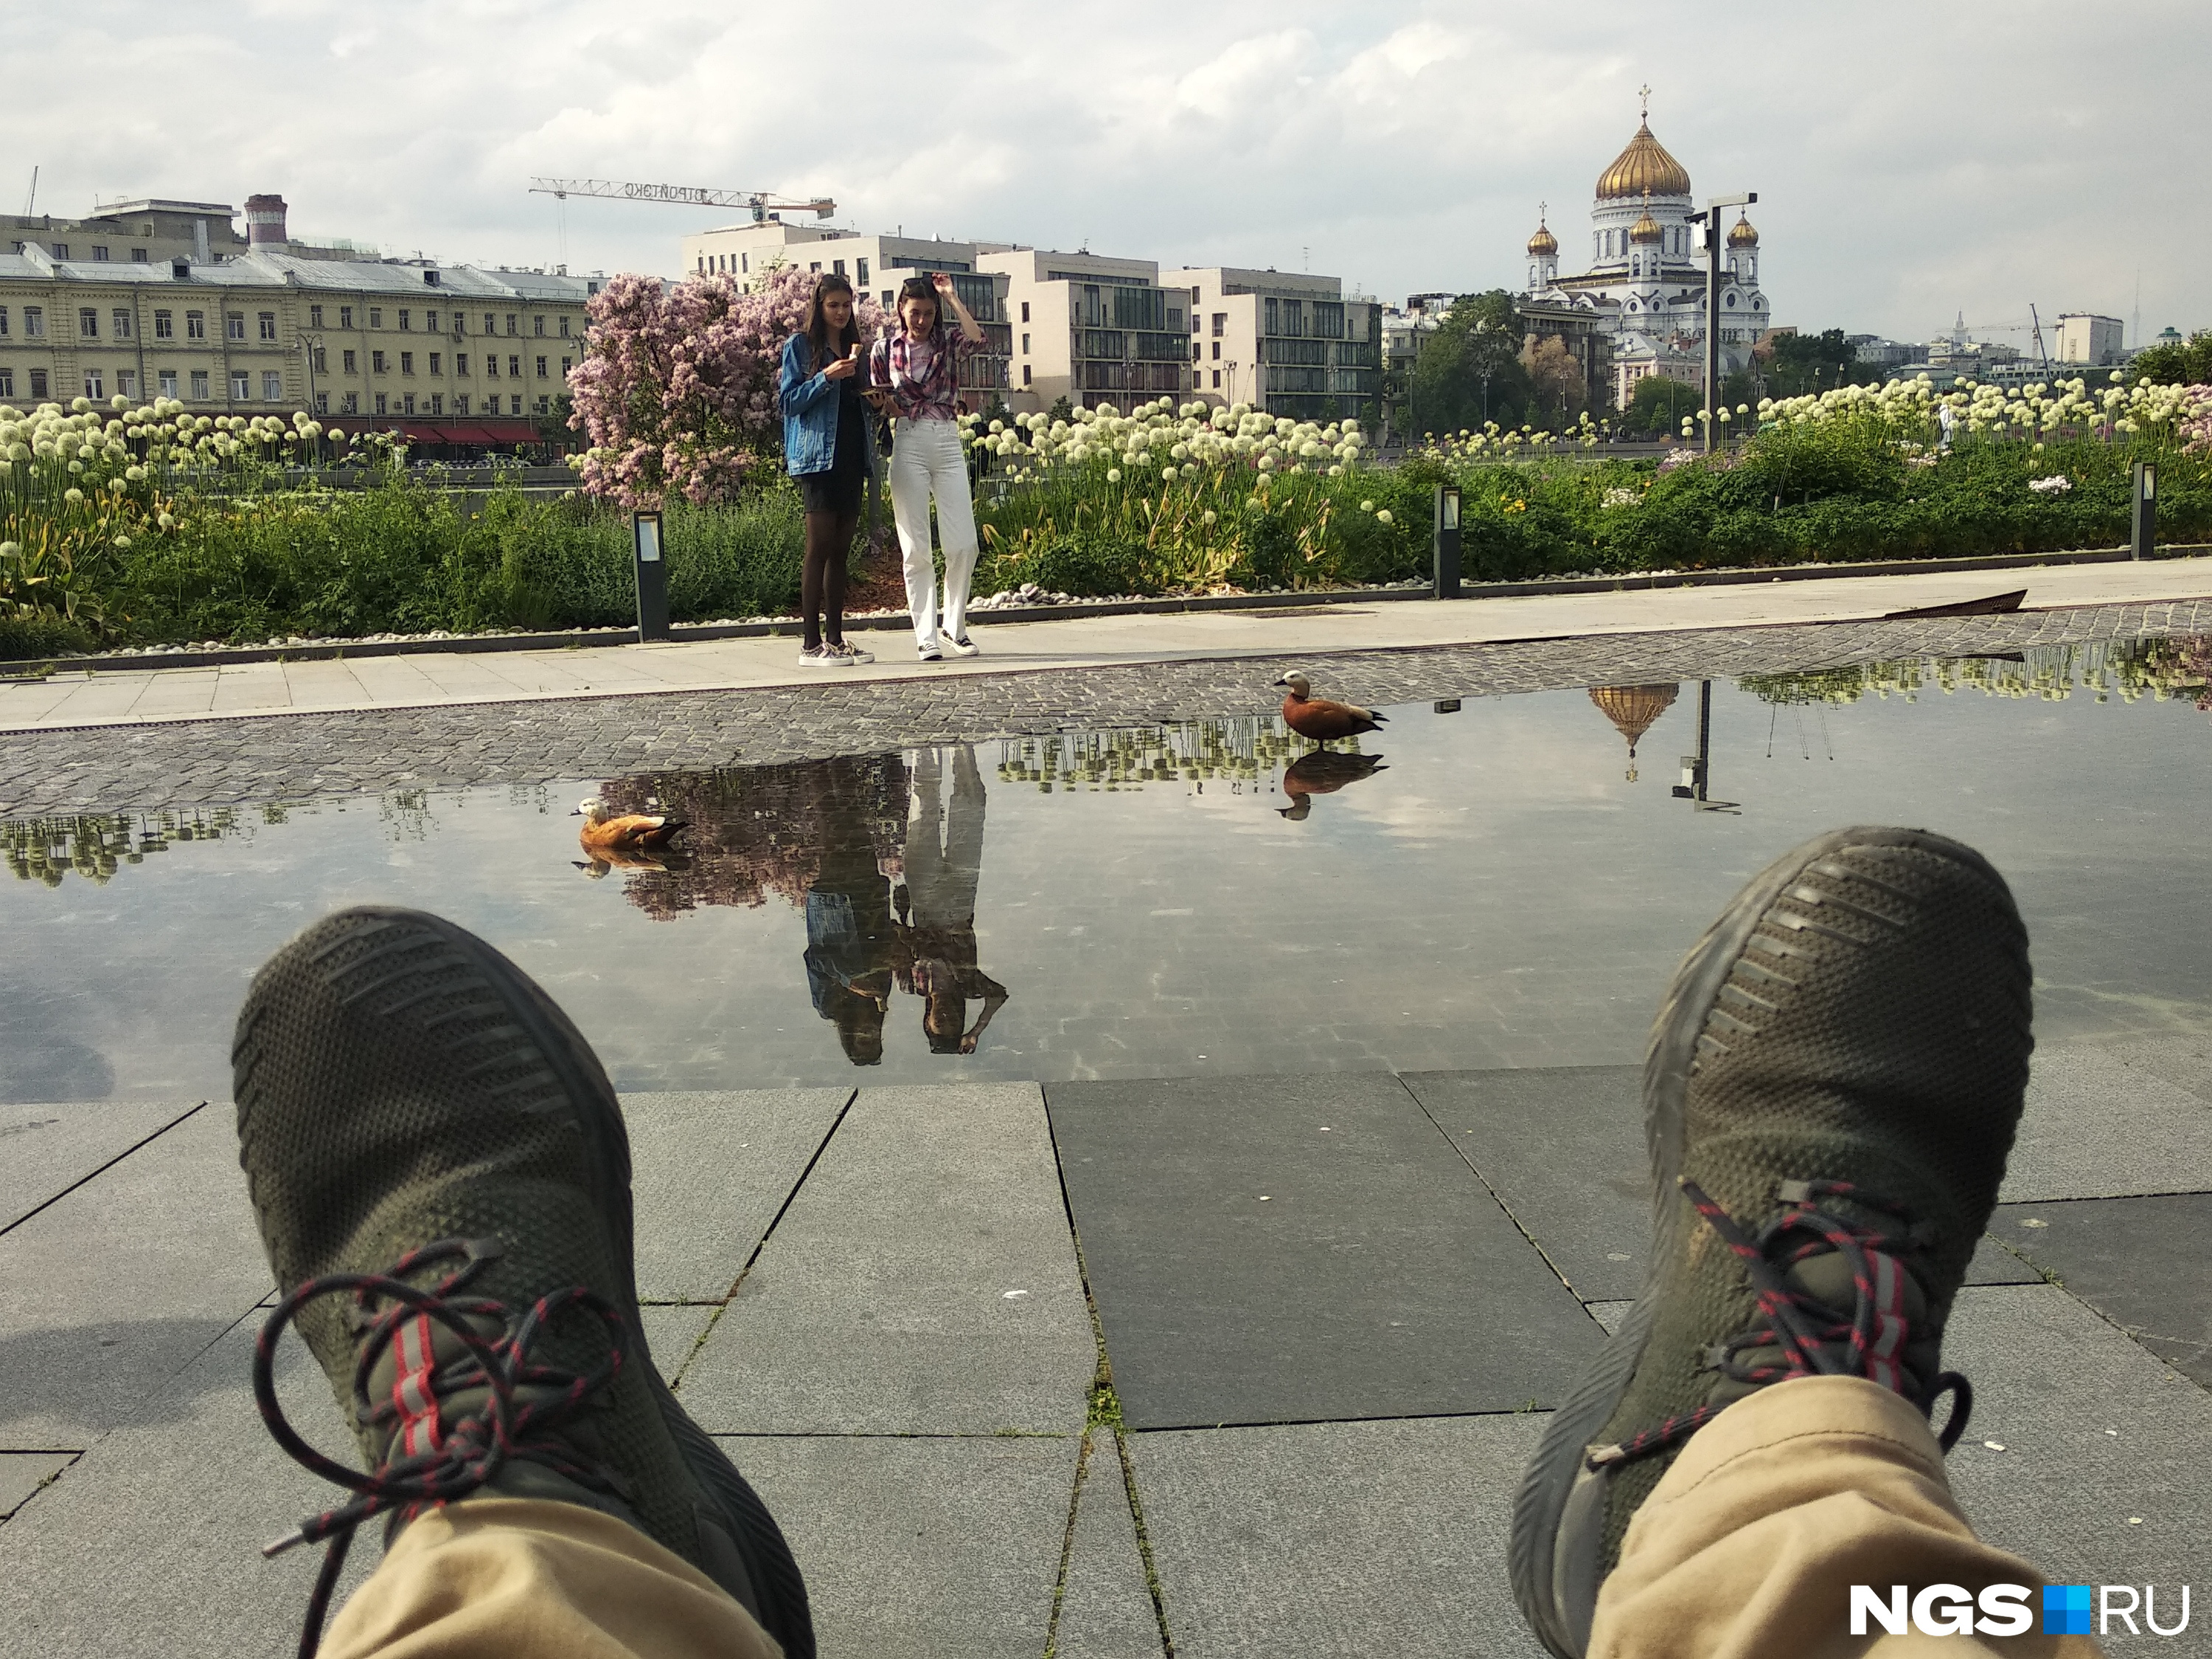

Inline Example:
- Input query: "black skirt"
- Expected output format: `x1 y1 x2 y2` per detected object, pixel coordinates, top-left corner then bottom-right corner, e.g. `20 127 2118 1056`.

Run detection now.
800 379 869 515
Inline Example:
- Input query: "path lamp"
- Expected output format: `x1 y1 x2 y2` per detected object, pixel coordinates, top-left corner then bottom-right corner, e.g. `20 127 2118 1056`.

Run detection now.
1691 190 1756 456
2132 461 2157 560
632 509 669 642
1433 484 1462 599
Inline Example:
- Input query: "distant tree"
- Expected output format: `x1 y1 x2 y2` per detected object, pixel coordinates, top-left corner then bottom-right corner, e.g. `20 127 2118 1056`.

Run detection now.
1047 395 1076 426
1622 375 1701 436
532 392 579 455
1520 335 1588 426
1409 289 1530 435
2132 329 2212 386
1759 328 1878 397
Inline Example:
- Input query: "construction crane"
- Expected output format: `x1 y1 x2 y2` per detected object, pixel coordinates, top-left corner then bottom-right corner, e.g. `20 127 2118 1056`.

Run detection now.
528 178 834 223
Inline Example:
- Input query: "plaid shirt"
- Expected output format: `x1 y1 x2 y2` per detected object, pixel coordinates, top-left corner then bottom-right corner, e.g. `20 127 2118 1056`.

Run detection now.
869 321 978 422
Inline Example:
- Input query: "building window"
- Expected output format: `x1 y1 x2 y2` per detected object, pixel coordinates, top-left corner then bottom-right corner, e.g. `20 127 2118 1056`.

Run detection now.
1021 333 1030 354
117 369 136 397
1211 312 1225 337
310 304 324 328
741 254 750 274
314 392 328 413
258 312 277 341
0 307 7 336
560 356 571 376
189 369 209 399
153 310 173 339
311 345 327 372
113 308 133 339
1020 301 1030 323
80 308 100 338
372 350 387 372
456 394 470 414
508 355 521 378
131 247 149 263
535 394 549 413
535 355 547 378
343 349 358 373
855 257 869 285
226 313 246 341
485 355 499 379
0 369 11 397
430 393 443 414
533 315 545 336
30 368 49 397
231 370 251 399
1211 341 1221 360
425 310 439 331
509 394 522 414
400 352 414 374
505 315 517 335
159 369 178 397
560 316 571 337
1022 364 1032 386
428 352 441 374
403 393 416 414
187 310 205 340
375 393 388 414
456 352 470 375
51 243 69 259
340 305 354 329
484 313 498 335
24 307 43 337
398 310 411 331
92 245 109 261
368 307 383 328
1211 369 1220 389
262 371 282 400
342 392 358 413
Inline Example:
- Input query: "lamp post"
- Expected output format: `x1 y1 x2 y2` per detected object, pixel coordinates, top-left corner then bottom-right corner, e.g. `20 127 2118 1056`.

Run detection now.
632 509 669 642
1433 484 1462 599
1693 190 1756 456
2132 461 2158 560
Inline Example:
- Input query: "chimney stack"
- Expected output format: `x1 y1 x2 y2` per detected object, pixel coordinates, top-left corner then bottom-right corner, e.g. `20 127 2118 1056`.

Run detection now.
244 192 289 253
192 219 210 263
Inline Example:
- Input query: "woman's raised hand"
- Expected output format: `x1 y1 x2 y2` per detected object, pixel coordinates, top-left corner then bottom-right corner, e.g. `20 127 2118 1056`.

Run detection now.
931 272 956 298
824 346 862 380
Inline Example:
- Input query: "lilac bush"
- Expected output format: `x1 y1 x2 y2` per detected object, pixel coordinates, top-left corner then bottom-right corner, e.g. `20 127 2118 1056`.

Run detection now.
568 265 883 507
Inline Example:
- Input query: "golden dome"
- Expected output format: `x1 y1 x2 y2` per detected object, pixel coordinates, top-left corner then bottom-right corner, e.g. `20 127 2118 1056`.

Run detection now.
1527 220 1559 257
1629 205 1664 244
1597 119 1691 201
1728 213 1759 248
1589 684 1680 780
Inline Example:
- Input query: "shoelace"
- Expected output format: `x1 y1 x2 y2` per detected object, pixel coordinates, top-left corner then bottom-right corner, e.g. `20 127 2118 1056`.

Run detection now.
1587 1176 1971 1471
253 1237 630 1659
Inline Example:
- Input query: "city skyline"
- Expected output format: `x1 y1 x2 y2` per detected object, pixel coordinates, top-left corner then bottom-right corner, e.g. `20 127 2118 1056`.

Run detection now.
11 1 2207 348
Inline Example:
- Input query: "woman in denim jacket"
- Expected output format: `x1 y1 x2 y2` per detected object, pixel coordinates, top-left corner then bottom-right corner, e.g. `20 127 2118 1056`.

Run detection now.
778 274 876 666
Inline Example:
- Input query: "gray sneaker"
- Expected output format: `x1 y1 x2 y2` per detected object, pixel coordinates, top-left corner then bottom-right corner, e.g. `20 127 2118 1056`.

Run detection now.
1509 827 2033 1658
829 639 875 664
797 643 838 667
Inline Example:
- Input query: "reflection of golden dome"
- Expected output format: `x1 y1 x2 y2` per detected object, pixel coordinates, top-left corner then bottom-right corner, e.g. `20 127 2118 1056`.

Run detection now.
1597 119 1692 201
1728 213 1759 248
1629 205 1664 244
1589 684 1680 780
1527 220 1559 257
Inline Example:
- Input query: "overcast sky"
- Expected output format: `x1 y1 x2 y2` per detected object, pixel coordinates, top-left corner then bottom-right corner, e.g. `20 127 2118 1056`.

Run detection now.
13 1 2207 347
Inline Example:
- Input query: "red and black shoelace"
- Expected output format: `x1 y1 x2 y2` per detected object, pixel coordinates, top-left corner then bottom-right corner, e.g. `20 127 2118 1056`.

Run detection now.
253 1237 629 1659
1587 1177 1971 1471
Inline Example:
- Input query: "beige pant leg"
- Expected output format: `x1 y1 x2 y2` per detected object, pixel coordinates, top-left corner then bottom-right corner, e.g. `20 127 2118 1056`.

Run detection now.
321 1497 784 1659
1590 1375 2102 1659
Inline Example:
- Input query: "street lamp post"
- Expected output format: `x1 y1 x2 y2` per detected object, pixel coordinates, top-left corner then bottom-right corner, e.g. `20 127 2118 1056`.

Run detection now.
632 509 670 642
1693 190 1756 456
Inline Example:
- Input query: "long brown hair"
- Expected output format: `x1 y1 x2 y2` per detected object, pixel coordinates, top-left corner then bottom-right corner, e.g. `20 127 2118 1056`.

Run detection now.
804 274 860 369
895 275 940 337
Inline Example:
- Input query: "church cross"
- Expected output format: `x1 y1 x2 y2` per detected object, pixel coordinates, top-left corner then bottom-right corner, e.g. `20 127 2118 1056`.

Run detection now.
1638 83 1652 119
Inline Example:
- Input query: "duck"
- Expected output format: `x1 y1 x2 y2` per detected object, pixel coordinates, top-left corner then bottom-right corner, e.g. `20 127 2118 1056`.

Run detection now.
1274 671 1388 744
1278 750 1388 820
574 796 687 857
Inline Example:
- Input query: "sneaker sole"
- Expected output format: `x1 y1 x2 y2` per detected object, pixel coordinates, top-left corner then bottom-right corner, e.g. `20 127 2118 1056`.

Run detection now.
1506 827 2008 1658
237 908 815 1659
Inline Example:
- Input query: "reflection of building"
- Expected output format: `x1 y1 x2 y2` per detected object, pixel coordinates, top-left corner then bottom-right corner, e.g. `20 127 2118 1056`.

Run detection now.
1588 684 1679 780
1517 92 1772 408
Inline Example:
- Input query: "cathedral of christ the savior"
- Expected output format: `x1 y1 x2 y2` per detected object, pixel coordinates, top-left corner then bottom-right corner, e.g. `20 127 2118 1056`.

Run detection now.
1519 94 1769 410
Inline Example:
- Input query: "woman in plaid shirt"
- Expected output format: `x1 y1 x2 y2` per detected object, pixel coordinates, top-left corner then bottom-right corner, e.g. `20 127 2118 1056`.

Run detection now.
868 274 986 661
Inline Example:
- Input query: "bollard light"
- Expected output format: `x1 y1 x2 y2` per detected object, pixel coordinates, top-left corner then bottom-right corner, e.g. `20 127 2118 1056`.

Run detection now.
633 509 669 642
2132 461 2158 562
1433 484 1462 599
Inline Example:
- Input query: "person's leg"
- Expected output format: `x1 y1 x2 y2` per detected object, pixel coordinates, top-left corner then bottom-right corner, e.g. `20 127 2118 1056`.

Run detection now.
1512 827 2090 1659
234 907 814 1659
800 510 834 653
925 422 981 648
821 506 858 648
887 422 939 653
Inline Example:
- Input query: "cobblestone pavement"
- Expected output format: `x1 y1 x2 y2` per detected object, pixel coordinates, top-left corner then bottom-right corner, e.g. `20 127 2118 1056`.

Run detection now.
4 599 2206 816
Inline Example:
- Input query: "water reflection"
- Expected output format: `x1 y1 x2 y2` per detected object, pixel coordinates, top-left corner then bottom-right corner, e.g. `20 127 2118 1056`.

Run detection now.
893 748 1007 1054
1278 750 1389 820
1 805 259 887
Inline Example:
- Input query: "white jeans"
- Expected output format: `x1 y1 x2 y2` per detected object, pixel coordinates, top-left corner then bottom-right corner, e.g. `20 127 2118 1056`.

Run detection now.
888 417 980 650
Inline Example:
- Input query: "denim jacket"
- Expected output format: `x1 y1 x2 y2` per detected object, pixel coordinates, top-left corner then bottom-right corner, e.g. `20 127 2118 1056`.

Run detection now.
779 333 875 479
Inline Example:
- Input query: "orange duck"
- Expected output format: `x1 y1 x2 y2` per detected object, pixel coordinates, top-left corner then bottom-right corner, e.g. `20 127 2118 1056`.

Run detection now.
1274 671 1388 744
574 796 687 858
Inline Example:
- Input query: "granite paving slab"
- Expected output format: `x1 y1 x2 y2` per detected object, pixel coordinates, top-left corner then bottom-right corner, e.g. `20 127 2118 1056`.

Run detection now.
2088 1033 2212 1109
623 1088 853 1301
1054 1429 1164 1659
1048 1074 1601 1429
1128 1415 1548 1659
0 1106 268 1448
0 1099 204 1234
638 1303 721 1385
721 1432 1079 1659
2004 1044 2212 1201
0 1453 73 1522
681 1084 1093 1433
1941 1283 2212 1594
1992 1194 2212 1385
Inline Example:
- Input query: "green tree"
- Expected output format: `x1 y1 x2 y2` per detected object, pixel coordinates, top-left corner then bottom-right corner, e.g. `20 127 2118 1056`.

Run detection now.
2132 330 2212 386
1621 375 1702 436
1760 328 1878 397
1410 290 1531 436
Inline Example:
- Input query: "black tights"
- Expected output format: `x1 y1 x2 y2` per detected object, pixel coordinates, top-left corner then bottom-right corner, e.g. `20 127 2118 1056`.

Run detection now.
802 508 858 650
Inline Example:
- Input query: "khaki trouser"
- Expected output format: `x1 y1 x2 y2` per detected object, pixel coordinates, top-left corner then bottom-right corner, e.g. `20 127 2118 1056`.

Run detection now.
327 1377 2098 1658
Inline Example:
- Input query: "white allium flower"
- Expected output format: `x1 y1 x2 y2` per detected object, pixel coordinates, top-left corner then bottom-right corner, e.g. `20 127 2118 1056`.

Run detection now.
1374 509 1393 524
1107 468 1122 483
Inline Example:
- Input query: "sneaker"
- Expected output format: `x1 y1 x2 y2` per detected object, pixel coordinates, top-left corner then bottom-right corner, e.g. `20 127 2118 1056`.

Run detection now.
944 635 980 658
798 642 837 667
234 908 814 1659
1509 827 2032 1658
828 639 875 664
917 644 942 663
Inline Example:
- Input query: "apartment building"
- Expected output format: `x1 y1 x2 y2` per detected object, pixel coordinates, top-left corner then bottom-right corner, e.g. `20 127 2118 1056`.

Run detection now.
1162 268 1378 422
0 243 594 436
982 248 1189 412
7 194 375 272
683 220 1012 406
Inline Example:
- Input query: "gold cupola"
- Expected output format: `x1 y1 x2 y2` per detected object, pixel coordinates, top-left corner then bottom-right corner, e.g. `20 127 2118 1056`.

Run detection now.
1629 200 1665 244
1526 218 1559 257
1728 212 1760 248
1596 118 1692 201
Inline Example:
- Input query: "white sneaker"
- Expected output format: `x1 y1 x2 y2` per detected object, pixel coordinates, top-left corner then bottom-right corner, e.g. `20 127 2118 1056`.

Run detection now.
917 641 943 662
830 639 875 664
945 635 980 658
798 643 838 667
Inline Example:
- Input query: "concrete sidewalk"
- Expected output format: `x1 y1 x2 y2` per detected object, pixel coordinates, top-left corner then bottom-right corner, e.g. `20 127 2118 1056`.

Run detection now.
7 554 2212 734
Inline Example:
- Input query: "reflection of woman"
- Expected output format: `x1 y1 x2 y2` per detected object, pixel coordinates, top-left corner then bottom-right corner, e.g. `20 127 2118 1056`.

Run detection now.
798 757 906 1065
894 746 1007 1054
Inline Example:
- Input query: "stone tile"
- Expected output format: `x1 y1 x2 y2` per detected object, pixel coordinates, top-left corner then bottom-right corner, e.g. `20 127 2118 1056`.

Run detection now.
0 1107 268 1448
1991 1194 2212 1385
622 1088 853 1302
1968 1233 2045 1287
2085 1032 2212 1109
681 1085 1093 1433
1399 1067 1646 1301
1055 1430 1163 1659
1048 1075 1601 1429
722 1432 1077 1659
2004 1043 2212 1201
1942 1284 2212 1590
638 1304 720 1385
1128 1416 1548 1659
1584 1301 1634 1337
0 1453 74 1521
0 1099 204 1234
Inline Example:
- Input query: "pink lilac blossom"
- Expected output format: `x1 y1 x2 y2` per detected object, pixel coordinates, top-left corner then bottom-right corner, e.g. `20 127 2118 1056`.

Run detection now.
567 265 883 507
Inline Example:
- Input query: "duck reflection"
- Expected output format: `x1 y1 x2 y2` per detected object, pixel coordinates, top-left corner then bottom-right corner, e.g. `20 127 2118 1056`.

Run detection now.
891 746 1008 1055
1277 748 1388 821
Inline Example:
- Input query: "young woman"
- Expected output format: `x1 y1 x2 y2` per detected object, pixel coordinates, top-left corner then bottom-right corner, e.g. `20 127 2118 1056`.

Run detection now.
868 273 986 661
778 274 876 667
